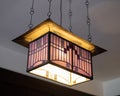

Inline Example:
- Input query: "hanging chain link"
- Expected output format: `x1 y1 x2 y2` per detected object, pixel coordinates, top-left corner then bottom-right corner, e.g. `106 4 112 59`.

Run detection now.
47 0 52 18
85 0 92 42
60 0 62 26
68 0 72 32
28 0 35 30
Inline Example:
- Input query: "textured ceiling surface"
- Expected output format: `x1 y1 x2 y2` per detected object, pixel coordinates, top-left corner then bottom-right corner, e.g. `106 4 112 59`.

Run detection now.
0 0 120 83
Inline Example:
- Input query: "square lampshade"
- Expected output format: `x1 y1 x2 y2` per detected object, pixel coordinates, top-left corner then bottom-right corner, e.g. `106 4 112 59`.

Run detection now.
27 32 92 85
13 19 106 86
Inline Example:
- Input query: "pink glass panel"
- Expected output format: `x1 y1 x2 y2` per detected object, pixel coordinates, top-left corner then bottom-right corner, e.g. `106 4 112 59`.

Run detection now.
73 45 92 77
50 34 72 70
27 34 48 70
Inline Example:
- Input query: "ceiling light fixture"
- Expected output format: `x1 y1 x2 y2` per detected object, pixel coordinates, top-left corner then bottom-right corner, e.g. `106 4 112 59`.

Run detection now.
13 0 106 86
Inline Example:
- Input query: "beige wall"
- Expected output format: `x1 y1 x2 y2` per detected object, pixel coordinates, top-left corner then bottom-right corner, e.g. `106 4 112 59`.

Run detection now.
103 78 120 96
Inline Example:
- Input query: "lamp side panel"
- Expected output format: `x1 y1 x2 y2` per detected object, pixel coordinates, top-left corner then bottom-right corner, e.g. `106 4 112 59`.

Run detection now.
27 34 49 70
50 33 72 70
73 45 92 78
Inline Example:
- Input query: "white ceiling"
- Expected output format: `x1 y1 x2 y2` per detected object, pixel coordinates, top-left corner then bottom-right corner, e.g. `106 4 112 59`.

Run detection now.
0 0 120 83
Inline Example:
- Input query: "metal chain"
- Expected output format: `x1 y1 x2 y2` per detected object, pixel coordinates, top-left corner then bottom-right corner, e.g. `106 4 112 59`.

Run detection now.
47 0 52 18
85 0 92 42
68 0 72 32
60 0 62 26
28 0 35 30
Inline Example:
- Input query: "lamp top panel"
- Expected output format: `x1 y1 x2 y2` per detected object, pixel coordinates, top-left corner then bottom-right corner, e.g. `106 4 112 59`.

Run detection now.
13 19 106 56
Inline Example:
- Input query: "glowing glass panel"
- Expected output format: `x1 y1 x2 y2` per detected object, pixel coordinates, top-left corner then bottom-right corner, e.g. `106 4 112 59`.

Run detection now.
30 64 90 86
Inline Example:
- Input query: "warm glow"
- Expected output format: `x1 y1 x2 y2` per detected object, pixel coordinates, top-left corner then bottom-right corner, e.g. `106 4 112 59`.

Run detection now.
12 3 107 86
24 19 95 52
30 64 90 86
